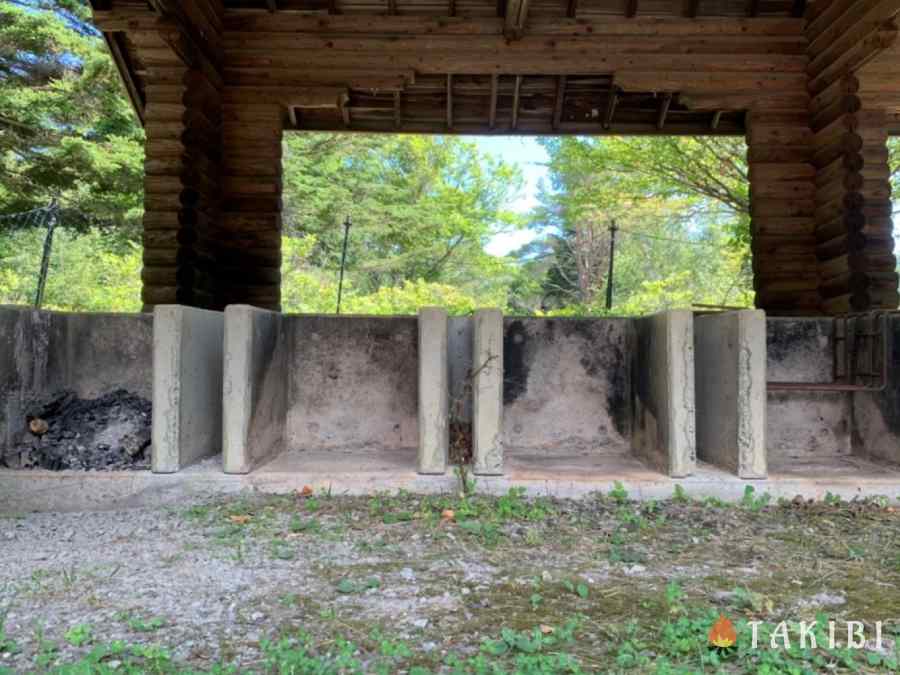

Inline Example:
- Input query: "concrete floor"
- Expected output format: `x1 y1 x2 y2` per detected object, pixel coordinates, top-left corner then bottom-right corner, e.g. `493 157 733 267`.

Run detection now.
3 448 900 513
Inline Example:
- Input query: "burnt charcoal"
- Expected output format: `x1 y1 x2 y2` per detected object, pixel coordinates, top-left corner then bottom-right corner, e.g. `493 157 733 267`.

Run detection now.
1 389 152 472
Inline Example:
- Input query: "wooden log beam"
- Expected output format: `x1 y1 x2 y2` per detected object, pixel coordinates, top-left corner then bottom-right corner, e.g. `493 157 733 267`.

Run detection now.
683 0 699 18
625 0 638 18
266 0 277 10
745 0 759 17
567 0 578 19
504 0 529 40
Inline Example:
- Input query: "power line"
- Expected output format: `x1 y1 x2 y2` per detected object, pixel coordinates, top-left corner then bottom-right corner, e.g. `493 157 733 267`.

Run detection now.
615 225 731 250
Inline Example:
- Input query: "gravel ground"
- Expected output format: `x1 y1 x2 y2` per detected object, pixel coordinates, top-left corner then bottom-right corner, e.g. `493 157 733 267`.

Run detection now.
1 489 899 673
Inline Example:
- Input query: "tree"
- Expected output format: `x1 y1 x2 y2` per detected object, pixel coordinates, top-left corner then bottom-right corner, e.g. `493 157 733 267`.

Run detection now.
513 136 752 314
0 0 144 233
281 133 524 304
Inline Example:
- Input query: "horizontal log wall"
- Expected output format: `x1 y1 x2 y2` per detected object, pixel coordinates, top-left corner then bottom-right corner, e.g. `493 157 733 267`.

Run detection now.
806 0 900 314
128 2 225 311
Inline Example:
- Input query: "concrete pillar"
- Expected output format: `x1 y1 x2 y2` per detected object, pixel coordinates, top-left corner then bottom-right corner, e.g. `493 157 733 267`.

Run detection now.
472 309 504 475
632 310 696 477
152 305 224 473
695 310 767 478
417 308 449 474
223 305 287 474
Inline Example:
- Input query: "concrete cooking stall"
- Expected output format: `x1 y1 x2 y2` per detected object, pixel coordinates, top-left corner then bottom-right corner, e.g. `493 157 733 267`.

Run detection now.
0 304 224 477
224 308 703 482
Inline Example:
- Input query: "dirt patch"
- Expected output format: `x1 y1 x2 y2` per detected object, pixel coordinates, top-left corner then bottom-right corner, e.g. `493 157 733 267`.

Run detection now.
0 491 898 672
0 389 151 471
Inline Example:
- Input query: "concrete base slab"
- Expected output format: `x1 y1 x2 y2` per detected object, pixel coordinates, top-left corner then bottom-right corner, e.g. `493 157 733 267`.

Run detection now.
4 452 900 513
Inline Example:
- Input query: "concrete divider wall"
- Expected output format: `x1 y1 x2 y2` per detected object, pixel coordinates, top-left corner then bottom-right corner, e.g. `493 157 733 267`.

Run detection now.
632 310 696 477
501 317 632 455
223 305 287 474
417 308 449 474
284 315 418 452
152 305 224 473
0 306 152 450
766 318 851 464
694 310 766 478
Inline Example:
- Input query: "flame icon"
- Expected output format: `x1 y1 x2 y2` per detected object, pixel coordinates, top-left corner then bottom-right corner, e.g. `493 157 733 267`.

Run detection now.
708 615 737 649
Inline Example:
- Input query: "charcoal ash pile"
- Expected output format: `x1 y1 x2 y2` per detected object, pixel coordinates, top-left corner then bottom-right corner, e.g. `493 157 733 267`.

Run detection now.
1 389 152 471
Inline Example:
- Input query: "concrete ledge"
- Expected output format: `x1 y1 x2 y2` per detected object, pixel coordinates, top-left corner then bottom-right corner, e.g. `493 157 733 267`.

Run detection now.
695 310 767 478
4 457 900 512
152 306 224 473
632 310 696 477
473 309 504 475
223 305 287 475
417 308 449 474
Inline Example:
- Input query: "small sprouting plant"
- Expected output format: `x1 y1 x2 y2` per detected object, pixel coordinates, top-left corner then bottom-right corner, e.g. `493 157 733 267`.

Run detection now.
64 623 93 647
741 485 771 512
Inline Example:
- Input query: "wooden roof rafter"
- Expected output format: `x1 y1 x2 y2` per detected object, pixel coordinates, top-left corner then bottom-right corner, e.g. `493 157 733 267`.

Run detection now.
504 0 530 40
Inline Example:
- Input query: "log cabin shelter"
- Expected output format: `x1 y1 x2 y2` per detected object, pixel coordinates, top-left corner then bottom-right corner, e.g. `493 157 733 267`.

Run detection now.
87 0 900 317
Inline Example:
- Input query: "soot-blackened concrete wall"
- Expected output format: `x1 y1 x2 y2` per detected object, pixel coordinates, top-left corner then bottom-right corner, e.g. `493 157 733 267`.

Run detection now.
501 317 632 454
0 306 152 450
285 315 419 452
766 318 851 462
852 314 900 465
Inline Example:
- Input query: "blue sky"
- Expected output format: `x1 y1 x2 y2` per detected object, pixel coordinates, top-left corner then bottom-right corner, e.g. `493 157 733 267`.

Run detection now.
470 136 549 256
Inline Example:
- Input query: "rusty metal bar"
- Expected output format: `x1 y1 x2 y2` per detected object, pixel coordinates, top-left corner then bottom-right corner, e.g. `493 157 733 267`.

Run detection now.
767 312 890 393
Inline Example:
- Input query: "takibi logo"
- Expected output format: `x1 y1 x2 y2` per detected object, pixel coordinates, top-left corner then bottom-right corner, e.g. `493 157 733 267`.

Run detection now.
708 615 737 649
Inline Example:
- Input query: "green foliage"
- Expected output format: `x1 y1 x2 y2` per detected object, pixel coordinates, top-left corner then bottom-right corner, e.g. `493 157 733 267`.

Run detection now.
0 1 144 229
0 615 18 656
515 136 753 315
0 227 142 310
740 485 771 512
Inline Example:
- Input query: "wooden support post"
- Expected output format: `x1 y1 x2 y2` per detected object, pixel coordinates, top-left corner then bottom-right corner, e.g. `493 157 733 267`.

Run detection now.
710 110 722 130
552 75 566 131
489 74 498 130
137 5 223 311
393 90 402 129
511 75 522 130
339 92 351 127
603 87 618 130
656 92 672 130
746 108 820 315
804 8 899 313
625 0 638 18
446 74 453 130
566 0 577 18
219 102 284 311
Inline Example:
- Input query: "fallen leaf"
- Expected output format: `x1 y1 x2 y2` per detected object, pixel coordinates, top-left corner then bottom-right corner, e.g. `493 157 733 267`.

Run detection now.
540 625 554 634
298 485 314 498
441 509 455 522
228 515 252 525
